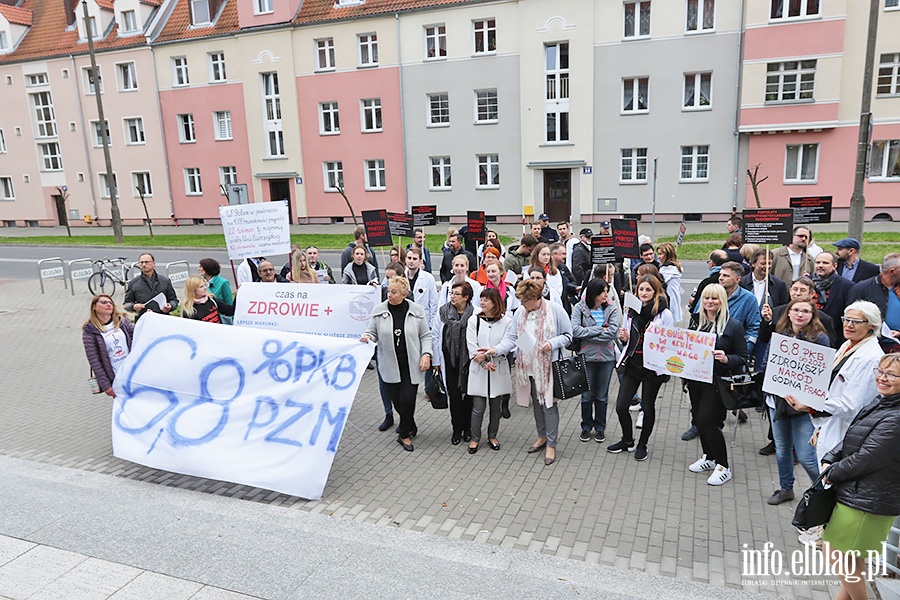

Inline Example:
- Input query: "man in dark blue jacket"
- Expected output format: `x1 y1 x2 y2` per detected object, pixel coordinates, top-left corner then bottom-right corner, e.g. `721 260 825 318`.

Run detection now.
834 238 879 283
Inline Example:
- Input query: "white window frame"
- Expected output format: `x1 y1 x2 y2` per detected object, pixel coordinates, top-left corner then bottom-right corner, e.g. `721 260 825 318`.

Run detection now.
473 19 496 55
0 129 6 152
213 110 232 140
888 0 900 9
261 72 284 157
476 154 500 189
424 25 446 60
683 72 712 110
323 161 343 192
430 156 451 190
26 73 48 86
877 53 900 97
427 93 449 127
98 172 118 198
318 102 340 135
365 159 386 191
132 171 152 197
184 167 203 195
39 143 62 171
178 113 196 143
31 91 57 138
255 0 274 15
545 43 570 143
91 119 111 148
83 66 103 94
620 148 649 183
360 98 382 133
622 77 649 114
686 0 715 33
87 16 99 39
784 143 819 183
869 140 900 180
0 177 14 201
172 56 189 87
475 89 498 124
623 1 651 39
124 117 145 145
0 31 9 51
190 0 210 25
358 33 378 67
770 0 820 21
209 52 227 82
117 62 138 91
121 10 138 33
219 166 237 192
680 145 710 182
316 38 335 71
766 60 816 103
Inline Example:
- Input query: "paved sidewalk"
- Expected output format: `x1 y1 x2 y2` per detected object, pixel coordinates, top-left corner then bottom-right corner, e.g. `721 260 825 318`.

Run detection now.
0 278 855 598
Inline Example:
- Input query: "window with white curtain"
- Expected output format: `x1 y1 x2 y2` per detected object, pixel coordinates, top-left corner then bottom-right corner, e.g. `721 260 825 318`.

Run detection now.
214 111 232 140
784 144 818 182
425 25 446 59
624 1 651 38
430 156 451 190
686 0 715 31
869 140 900 180
684 72 712 109
770 0 819 19
622 77 649 113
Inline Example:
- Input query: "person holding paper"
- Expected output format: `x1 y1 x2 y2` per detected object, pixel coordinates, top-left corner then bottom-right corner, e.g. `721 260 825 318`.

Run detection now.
123 253 179 321
514 279 573 466
763 298 831 506
432 280 476 446
82 294 134 398
306 246 335 284
685 284 749 486
609 275 674 462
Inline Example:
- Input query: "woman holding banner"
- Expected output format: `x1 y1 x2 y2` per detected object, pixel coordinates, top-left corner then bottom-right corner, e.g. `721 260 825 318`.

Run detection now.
343 246 379 286
433 280 476 445
685 284 749 485
763 298 831 506
361 276 432 452
82 295 134 398
609 275 673 462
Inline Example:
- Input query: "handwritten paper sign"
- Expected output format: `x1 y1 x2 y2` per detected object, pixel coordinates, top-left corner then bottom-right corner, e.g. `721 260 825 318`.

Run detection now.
111 313 373 500
234 282 378 339
219 202 291 260
762 333 835 410
642 324 716 383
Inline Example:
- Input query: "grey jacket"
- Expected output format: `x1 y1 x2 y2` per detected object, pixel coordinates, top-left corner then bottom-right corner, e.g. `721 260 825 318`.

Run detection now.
571 300 621 363
364 299 432 385
342 261 378 285
123 271 179 319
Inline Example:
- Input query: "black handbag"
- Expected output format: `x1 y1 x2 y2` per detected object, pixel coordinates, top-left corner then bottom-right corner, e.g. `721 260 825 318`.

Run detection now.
552 353 590 400
426 369 448 409
715 367 763 410
792 468 837 530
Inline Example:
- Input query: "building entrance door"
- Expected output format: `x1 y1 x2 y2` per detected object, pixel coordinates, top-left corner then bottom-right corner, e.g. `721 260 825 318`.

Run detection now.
268 179 293 223
543 169 571 223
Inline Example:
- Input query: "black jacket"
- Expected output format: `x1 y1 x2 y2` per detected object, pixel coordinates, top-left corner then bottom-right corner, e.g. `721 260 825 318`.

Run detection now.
124 271 179 320
847 274 891 319
838 258 880 283
824 393 900 516
739 273 789 308
571 241 591 286
440 247 477 283
814 274 855 330
758 303 837 348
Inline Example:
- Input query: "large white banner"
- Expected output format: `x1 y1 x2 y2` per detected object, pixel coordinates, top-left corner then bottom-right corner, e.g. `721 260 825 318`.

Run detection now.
642 323 716 383
111 313 373 500
219 201 291 260
762 333 835 411
234 282 378 339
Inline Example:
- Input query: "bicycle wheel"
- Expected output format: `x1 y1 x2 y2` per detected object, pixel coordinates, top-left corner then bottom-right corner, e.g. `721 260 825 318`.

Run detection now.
88 272 116 296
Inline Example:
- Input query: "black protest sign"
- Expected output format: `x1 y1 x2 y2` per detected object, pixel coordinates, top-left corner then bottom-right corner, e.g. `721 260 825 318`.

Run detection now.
467 211 486 243
610 218 640 260
676 223 687 247
742 208 794 245
411 205 437 227
362 209 393 247
790 197 832 224
591 235 616 265
387 212 414 238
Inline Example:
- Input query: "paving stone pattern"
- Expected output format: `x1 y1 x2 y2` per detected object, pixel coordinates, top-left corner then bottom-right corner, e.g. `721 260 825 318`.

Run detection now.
0 280 837 599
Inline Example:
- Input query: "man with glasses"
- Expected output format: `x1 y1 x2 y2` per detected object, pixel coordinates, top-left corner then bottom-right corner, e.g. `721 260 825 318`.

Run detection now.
257 261 286 283
848 253 900 345
771 226 813 283
124 253 179 320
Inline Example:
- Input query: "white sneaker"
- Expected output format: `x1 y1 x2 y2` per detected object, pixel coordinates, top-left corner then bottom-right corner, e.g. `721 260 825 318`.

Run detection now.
798 525 824 545
635 410 644 429
707 464 733 486
688 454 716 473
629 401 642 412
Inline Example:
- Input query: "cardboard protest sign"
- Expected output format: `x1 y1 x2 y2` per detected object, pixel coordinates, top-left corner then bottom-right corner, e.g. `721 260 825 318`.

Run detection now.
591 235 616 265
467 211 486 243
610 218 640 260
742 208 793 245
762 333 836 411
234 282 378 339
111 313 372 500
361 209 393 247
412 205 437 227
790 197 832 225
642 324 716 383
219 201 291 260
387 212 414 238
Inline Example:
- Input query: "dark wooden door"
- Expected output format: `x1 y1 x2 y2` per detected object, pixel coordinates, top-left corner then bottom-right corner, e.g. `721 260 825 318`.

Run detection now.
543 169 571 223
268 179 293 223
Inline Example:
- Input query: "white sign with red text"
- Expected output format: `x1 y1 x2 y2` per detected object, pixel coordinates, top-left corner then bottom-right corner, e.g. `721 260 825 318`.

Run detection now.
642 324 717 383
762 333 835 411
219 201 291 260
234 283 378 339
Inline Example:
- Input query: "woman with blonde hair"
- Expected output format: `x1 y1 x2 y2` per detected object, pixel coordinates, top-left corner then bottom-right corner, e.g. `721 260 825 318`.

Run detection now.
525 242 562 298
685 283 749 486
181 276 234 324
657 242 684 323
290 249 318 283
82 295 134 398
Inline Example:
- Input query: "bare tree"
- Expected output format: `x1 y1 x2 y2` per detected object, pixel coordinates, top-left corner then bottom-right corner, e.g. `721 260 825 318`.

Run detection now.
54 186 72 238
135 184 154 239
746 164 768 209
336 183 358 226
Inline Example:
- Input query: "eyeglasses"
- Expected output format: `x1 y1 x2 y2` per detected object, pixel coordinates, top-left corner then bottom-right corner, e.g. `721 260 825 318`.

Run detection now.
259 268 275 273
873 368 899 382
449 291 465 297
96 299 113 305
841 316 868 326
789 308 812 315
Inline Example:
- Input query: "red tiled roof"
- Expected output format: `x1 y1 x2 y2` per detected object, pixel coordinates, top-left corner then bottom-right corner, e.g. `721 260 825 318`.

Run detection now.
154 0 239 43
294 0 472 24
0 3 33 26
140 0 160 6
94 0 115 11
0 0 150 64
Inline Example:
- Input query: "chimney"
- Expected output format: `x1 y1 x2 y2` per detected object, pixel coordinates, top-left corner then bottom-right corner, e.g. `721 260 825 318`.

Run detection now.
64 0 79 27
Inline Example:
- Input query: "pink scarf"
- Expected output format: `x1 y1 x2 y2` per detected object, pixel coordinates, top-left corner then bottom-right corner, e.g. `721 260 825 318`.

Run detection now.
515 299 557 408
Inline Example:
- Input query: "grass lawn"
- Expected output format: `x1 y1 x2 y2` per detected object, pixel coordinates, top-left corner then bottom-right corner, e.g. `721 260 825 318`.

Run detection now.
670 243 900 262
659 232 900 244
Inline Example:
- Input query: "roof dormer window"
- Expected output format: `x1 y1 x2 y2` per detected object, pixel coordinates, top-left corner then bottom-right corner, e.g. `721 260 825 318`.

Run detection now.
335 0 365 6
88 16 100 38
191 0 210 25
0 32 8 51
121 10 138 33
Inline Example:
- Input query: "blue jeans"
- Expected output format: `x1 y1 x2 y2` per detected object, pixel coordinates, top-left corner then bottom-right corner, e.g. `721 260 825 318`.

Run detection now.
769 408 819 490
581 360 615 434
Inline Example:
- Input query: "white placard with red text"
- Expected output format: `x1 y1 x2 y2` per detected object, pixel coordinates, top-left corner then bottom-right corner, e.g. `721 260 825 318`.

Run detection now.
762 333 835 411
642 323 717 383
219 202 291 260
